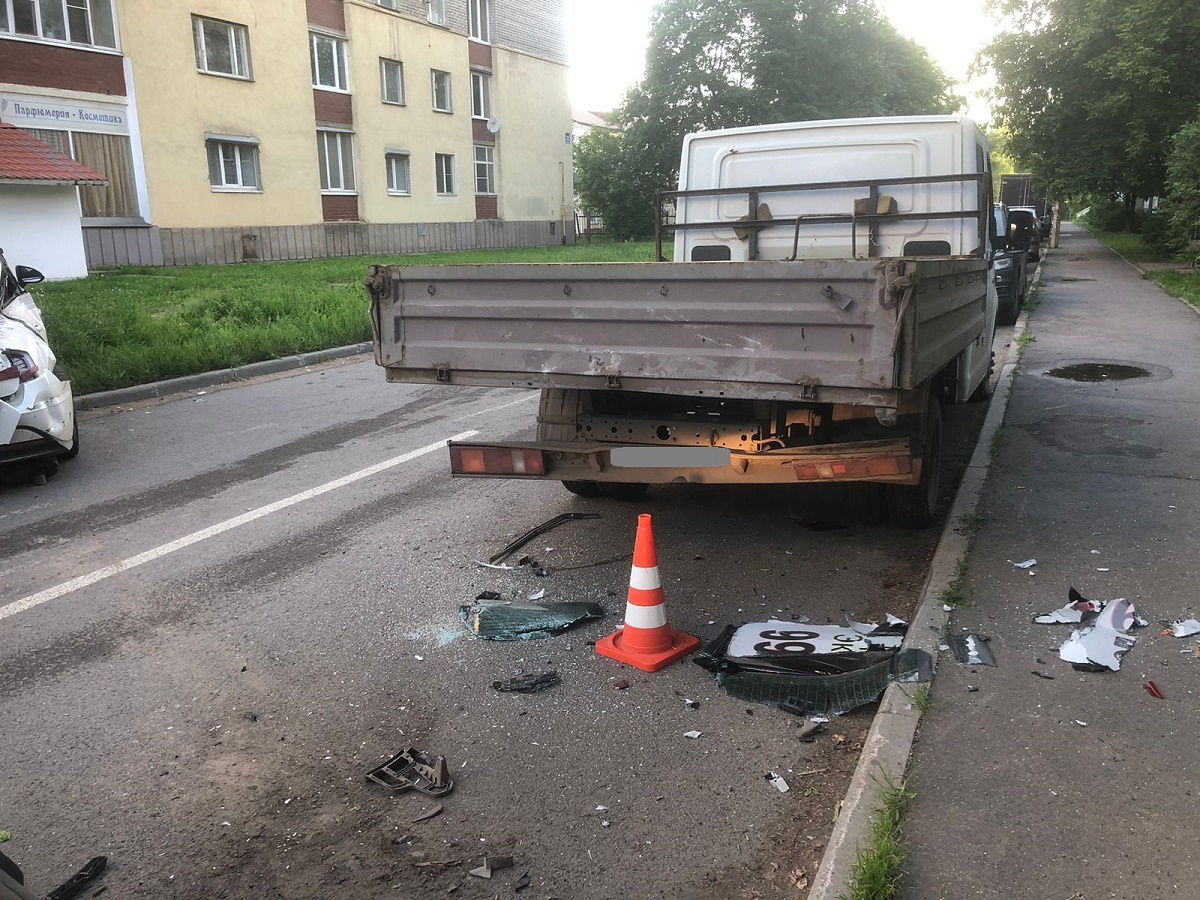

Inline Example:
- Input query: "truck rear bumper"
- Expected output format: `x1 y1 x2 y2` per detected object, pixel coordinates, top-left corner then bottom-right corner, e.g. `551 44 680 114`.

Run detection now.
448 439 920 486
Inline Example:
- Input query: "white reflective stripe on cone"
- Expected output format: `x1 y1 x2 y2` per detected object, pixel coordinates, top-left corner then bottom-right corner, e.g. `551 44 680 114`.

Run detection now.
628 565 662 591
623 602 668 630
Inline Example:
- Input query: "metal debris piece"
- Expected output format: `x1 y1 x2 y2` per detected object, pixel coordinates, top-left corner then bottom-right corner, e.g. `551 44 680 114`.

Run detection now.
1144 681 1165 699
1011 559 1037 569
1059 599 1139 671
948 634 996 667
766 773 790 793
461 599 604 641
493 671 561 693
796 720 824 742
1170 618 1200 638
468 856 514 879
515 871 532 892
46 856 108 900
489 512 600 564
366 748 454 796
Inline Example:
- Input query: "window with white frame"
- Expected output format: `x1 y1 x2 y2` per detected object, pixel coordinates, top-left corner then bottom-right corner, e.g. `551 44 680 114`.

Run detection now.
427 0 446 26
431 69 452 113
380 58 404 105
376 0 399 8
467 0 490 42
470 71 491 119
435 153 455 195
385 152 410 195
317 130 356 192
206 137 260 190
310 32 348 91
0 0 117 48
473 144 495 195
192 16 251 79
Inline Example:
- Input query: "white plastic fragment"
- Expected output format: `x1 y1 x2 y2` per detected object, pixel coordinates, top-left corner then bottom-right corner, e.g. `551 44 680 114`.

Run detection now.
1011 559 1037 569
527 589 545 601
1170 618 1200 638
1074 720 1087 727
766 773 790 793
943 605 953 612
684 730 702 739
1059 599 1139 670
1097 568 1110 572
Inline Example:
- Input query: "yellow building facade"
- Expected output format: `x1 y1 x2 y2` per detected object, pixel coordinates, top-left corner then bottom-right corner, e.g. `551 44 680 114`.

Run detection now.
0 0 574 267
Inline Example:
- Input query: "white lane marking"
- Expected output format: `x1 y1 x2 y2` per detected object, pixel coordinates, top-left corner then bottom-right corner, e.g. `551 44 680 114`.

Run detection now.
0 430 478 623
450 391 538 423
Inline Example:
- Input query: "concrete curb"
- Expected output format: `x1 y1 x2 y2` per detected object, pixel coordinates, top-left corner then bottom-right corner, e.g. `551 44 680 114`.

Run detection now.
807 264 1042 900
76 342 373 411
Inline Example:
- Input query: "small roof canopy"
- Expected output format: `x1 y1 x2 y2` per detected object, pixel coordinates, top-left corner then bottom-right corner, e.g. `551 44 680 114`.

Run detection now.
0 122 107 185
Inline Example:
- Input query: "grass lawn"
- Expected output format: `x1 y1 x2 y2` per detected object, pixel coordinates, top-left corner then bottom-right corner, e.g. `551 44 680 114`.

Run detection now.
34 241 657 395
1081 225 1200 312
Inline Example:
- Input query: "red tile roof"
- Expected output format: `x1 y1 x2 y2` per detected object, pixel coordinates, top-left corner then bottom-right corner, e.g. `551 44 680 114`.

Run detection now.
0 122 107 185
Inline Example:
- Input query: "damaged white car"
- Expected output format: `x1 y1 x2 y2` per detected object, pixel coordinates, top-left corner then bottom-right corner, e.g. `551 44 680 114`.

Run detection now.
0 248 77 482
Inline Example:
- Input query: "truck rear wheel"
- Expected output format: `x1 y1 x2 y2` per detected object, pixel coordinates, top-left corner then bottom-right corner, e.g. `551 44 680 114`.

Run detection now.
841 482 888 525
886 397 942 529
538 389 650 501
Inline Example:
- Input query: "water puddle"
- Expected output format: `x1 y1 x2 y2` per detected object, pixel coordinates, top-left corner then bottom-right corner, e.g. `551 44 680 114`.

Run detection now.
1045 363 1150 382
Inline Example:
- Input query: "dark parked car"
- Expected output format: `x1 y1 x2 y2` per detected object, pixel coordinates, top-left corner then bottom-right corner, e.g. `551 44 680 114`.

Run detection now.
1008 207 1043 262
993 203 1029 326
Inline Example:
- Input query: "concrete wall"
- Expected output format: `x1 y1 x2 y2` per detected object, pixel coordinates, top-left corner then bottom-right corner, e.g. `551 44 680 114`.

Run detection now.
0 184 88 279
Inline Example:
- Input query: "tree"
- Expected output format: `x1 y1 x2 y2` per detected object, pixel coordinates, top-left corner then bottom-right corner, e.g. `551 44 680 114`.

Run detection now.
979 0 1200 223
576 0 962 240
1162 115 1200 251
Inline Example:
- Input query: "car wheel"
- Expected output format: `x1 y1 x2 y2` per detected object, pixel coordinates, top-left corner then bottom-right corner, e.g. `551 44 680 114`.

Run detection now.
997 291 1019 326
886 397 942 529
563 480 649 500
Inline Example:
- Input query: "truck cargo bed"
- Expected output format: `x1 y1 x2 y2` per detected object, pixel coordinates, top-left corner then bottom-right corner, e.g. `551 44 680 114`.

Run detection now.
367 257 988 404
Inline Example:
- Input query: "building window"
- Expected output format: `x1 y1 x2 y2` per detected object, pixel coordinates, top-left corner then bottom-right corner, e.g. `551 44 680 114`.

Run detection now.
206 137 260 190
376 0 399 8
473 144 495 195
0 0 117 48
386 152 410 195
380 58 404 105
431 69 452 113
192 16 251 79
435 153 455 195
317 130 356 193
470 71 491 119
467 0 490 42
427 0 446 26
310 32 348 91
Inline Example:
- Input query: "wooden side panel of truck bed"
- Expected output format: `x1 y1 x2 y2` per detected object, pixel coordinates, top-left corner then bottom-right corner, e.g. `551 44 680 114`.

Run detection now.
368 259 987 403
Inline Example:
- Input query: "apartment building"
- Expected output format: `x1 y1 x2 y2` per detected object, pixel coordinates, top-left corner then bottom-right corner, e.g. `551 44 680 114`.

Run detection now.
0 0 574 268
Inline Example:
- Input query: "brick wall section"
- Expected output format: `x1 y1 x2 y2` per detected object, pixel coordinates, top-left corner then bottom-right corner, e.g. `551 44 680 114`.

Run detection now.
468 40 491 69
306 0 346 31
475 195 497 219
314 90 354 126
0 42 125 96
322 194 359 221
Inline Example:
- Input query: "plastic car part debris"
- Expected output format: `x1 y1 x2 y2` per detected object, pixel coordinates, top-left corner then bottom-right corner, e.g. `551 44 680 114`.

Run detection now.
46 856 107 900
366 747 454 796
1144 680 1165 699
1059 599 1139 671
489 512 601 564
766 773 790 793
684 730 702 739
515 872 532 892
848 617 908 649
684 698 699 710
1010 558 1037 569
1169 618 1200 638
412 805 444 823
613 679 630 690
796 720 825 742
1031 671 1055 680
527 589 545 601
1035 587 1104 624
493 671 561 693
461 599 604 641
726 619 872 657
949 634 996 667
468 856 514 879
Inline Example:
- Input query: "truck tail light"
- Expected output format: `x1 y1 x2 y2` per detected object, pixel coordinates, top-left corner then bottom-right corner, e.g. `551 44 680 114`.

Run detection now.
793 455 912 481
450 445 546 476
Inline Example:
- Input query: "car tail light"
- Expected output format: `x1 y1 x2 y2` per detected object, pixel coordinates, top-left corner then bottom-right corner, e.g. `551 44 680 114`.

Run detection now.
450 445 546 476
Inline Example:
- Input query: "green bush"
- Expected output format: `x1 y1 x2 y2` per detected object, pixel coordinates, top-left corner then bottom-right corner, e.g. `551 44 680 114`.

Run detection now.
1140 202 1189 256
1081 199 1138 233
1165 117 1200 254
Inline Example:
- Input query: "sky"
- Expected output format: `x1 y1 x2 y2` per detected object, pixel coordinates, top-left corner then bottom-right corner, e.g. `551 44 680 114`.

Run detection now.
564 0 997 123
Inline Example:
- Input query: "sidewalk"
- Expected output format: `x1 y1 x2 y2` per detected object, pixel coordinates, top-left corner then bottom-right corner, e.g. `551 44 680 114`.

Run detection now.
900 224 1200 898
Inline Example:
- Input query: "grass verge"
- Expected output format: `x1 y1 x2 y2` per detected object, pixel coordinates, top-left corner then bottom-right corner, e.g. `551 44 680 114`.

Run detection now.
838 773 915 900
939 557 974 607
33 241 657 395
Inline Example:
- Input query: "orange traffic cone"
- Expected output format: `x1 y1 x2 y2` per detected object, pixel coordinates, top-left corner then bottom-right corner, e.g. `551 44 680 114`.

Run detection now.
595 514 699 672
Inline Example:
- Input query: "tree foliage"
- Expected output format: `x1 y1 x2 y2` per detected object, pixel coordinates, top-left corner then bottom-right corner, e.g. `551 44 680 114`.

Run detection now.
575 0 962 240
979 0 1200 210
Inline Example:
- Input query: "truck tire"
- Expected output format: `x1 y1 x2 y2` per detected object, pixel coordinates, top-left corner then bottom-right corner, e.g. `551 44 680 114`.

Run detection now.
537 389 649 501
841 482 888 525
969 328 997 403
886 397 942 529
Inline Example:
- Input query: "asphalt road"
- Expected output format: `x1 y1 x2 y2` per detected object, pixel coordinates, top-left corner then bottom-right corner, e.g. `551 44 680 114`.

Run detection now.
0 355 993 899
